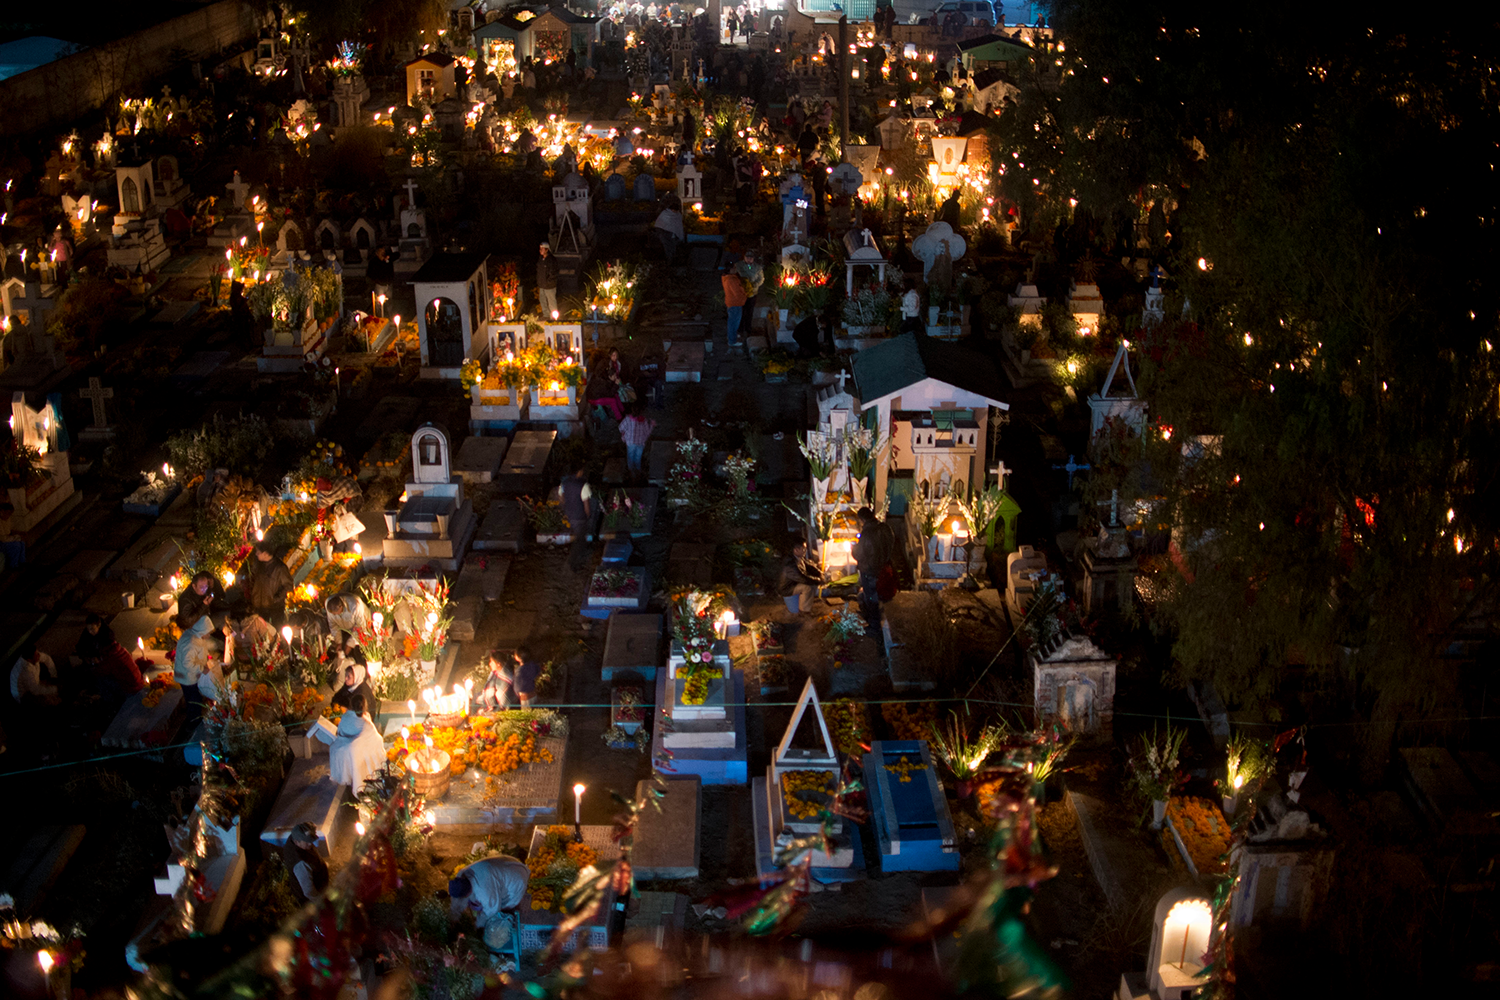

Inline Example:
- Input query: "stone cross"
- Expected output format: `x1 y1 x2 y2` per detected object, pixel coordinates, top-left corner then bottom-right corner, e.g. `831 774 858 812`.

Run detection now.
225 170 250 210
1097 488 1119 527
1052 454 1091 488
835 371 848 393
403 177 420 209
79 377 114 429
990 460 1012 491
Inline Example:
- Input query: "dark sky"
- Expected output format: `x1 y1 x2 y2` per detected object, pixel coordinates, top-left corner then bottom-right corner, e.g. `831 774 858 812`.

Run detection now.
0 0 219 47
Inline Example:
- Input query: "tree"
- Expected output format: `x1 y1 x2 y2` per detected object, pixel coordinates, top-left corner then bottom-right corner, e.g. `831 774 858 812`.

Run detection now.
1028 4 1500 776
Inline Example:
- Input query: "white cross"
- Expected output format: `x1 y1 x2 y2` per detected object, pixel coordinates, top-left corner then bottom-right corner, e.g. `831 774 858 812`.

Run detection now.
835 371 848 393
990 460 1012 491
403 177 420 209
79 377 114 428
1097 488 1120 527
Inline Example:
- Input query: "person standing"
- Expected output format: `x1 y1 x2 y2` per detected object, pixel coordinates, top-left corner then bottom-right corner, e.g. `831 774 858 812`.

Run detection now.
245 542 293 625
176 572 223 631
721 261 748 350
737 250 765 335
851 507 894 632
561 464 594 571
900 279 925 336
537 242 560 317
619 405 656 479
726 8 738 40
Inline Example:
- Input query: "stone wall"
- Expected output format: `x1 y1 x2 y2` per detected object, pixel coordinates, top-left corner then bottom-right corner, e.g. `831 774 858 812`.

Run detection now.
0 1 262 137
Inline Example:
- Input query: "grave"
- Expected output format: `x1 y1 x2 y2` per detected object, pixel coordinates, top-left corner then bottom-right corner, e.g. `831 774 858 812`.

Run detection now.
1005 545 1049 618
380 424 478 572
646 439 675 485
473 500 526 552
258 755 347 859
1029 633 1117 740
1068 278 1104 336
862 740 960 872
78 377 115 441
665 340 705 382
108 161 172 270
582 566 651 619
1230 791 1335 934
520 824 616 954
1117 888 1213 1000
751 678 865 882
624 891 688 951
651 628 746 785
454 435 509 483
494 429 556 495
469 372 529 430
632 775 702 879
413 253 490 379
881 591 938 693
101 686 184 749
6 392 78 537
598 486 658 539
2 825 85 916
665 542 714 588
1007 283 1046 328
602 612 663 682
425 737 567 828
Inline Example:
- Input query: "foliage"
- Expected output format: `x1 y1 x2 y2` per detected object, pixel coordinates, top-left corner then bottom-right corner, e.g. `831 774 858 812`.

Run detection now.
929 709 1007 780
246 262 343 328
770 257 835 314
585 259 647 320
955 486 1008 543
518 495 568 534
798 431 838 480
1127 722 1187 802
1221 730 1271 796
46 274 125 356
372 660 421 704
0 438 48 488
665 435 709 506
820 605 867 652
164 413 275 484
841 287 895 329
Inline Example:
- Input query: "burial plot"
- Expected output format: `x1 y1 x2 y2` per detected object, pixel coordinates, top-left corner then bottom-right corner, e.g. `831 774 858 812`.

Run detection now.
632 775 702 879
602 612 662 682
494 429 556 495
862 740 959 872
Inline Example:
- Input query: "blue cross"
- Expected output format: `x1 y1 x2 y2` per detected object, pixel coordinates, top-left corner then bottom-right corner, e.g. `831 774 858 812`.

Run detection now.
780 183 804 207
1052 454 1091 488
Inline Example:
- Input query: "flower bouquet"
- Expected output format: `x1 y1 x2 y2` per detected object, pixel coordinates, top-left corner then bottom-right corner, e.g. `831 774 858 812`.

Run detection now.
589 567 642 600
518 495 569 537
601 489 646 532
666 435 709 507
825 698 871 757
820 604 867 656
142 675 179 709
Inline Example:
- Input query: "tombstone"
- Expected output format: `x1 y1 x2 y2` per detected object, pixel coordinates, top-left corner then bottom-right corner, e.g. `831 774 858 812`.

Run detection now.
153 154 190 209
6 392 77 534
1028 633 1116 739
412 252 488 376
115 162 155 217
842 228 887 296
224 170 251 211
861 740 960 872
650 603 746 786
828 163 863 198
604 173 628 201
1088 340 1147 440
1142 285 1166 328
331 71 371 132
206 172 253 248
313 218 342 254
929 136 968 182
1007 282 1046 329
1068 279 1104 336
751 679 862 880
397 177 430 269
632 174 656 202
1122 888 1213 1000
601 612 663 681
876 114 906 150
348 218 376 259
494 428 557 496
912 222 967 282
78 377 115 441
381 423 477 571
275 219 306 258
676 162 702 205
1005 545 1048 618
552 172 593 231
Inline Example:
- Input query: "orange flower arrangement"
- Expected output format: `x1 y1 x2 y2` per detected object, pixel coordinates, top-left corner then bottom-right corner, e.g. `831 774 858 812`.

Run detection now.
780 769 835 821
386 721 554 778
1164 796 1232 875
526 826 599 911
825 699 871 757
881 701 939 740
141 676 179 709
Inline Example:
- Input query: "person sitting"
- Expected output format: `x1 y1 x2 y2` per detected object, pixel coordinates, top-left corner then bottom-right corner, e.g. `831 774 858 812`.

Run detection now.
449 854 531 930
331 663 375 714
281 822 329 904
587 354 626 422
779 539 824 614
9 644 59 706
77 613 145 704
476 649 518 712
327 692 385 793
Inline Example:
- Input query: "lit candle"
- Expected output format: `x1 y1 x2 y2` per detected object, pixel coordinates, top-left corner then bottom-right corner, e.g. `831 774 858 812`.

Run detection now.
406 699 416 724
573 782 586 826
463 676 474 715
401 726 410 754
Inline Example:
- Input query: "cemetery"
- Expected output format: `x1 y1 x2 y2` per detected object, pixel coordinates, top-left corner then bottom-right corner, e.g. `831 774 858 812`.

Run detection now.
0 5 1491 1000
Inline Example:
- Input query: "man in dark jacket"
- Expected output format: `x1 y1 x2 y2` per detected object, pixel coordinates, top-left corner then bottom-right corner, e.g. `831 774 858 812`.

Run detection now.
537 242 559 317
245 542 294 625
176 572 224 631
851 507 893 630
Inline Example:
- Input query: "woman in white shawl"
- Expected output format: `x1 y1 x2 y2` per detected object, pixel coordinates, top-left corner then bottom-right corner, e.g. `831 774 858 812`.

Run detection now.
328 691 385 793
173 614 215 714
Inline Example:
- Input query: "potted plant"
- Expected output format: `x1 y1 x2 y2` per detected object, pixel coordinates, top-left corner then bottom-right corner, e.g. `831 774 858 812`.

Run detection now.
1129 723 1186 828
1219 730 1269 816
518 495 570 544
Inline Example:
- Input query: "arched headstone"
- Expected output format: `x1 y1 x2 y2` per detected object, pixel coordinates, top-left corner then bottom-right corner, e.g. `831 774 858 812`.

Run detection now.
411 423 452 484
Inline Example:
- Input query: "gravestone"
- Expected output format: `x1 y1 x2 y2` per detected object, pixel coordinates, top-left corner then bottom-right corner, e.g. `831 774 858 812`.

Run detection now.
454 435 508 483
633 174 656 202
473 500 525 552
259 756 346 858
862 740 960 872
632 775 702 879
494 429 556 495
1028 633 1116 740
601 612 662 681
78 377 115 440
604 174 628 201
382 423 478 572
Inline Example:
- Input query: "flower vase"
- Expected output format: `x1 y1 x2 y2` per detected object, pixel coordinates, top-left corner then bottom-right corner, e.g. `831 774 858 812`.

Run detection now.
317 538 333 561
812 477 830 504
1151 798 1168 829
366 659 383 680
419 658 437 681
1222 794 1239 818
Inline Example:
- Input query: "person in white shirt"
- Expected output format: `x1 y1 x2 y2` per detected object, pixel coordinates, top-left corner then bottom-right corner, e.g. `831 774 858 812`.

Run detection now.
328 692 385 793
9 645 59 705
